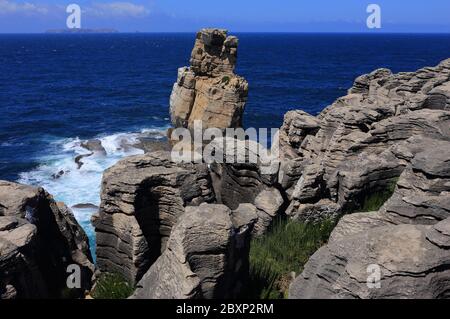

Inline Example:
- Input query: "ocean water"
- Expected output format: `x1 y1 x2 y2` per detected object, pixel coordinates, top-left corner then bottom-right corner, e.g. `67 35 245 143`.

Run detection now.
1 33 450 256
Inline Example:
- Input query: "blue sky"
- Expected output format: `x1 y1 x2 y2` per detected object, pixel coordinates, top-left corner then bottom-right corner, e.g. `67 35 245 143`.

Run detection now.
1 0 450 33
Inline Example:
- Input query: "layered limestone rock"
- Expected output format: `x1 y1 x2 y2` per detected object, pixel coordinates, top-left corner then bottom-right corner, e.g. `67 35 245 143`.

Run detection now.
94 144 281 289
94 151 215 284
289 222 450 299
169 28 248 129
0 181 93 299
95 137 283 295
289 136 450 299
98 45 450 298
282 60 450 298
131 203 256 299
277 59 450 221
208 137 284 235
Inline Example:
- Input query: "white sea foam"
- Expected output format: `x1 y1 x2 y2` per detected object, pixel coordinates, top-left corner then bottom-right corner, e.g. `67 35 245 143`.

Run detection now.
17 127 168 257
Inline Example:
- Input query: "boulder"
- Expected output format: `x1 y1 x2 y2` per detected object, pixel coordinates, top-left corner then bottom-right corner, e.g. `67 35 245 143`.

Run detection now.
80 139 106 156
0 181 93 299
131 203 256 299
253 189 284 235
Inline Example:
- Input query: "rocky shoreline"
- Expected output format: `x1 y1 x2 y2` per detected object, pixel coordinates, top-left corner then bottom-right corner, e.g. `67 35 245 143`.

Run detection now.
1 29 449 299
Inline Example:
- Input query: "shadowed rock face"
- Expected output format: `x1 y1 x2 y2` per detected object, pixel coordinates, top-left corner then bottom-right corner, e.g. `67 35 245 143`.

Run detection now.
94 151 215 284
169 28 248 129
131 203 256 299
94 148 268 298
0 181 93 299
207 137 284 235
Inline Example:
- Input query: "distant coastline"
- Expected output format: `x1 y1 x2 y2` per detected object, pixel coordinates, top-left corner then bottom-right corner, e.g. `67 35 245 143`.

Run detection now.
45 28 119 34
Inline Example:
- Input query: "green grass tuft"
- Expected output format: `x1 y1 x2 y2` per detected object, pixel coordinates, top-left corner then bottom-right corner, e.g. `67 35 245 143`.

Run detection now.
244 178 398 299
246 218 336 299
359 178 398 212
91 273 135 299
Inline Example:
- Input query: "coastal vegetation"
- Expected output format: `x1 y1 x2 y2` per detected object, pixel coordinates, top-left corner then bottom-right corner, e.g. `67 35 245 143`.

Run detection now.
91 273 135 299
246 178 398 299
221 75 230 85
359 178 398 212
247 218 336 299
340 177 399 215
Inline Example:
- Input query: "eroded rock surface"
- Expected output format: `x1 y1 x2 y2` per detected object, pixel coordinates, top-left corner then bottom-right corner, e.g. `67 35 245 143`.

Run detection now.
289 137 450 299
94 151 215 284
131 203 255 299
169 28 248 129
290 222 450 299
0 181 93 299
99 47 450 299
278 59 450 221
208 137 284 235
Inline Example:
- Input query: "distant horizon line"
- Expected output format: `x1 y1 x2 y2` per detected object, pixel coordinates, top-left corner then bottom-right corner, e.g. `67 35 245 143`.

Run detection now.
1 31 450 35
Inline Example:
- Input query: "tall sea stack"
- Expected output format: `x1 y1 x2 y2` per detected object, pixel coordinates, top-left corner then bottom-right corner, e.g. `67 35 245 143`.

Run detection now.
169 28 249 129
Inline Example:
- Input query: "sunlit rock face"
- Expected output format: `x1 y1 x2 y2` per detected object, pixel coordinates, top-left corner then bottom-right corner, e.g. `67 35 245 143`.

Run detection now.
277 58 450 222
169 28 248 130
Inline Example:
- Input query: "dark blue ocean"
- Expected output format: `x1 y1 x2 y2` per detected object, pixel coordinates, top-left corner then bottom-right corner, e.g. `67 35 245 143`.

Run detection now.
1 33 450 254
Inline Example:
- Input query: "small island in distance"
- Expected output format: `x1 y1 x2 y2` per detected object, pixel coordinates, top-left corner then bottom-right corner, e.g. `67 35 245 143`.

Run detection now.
45 28 119 34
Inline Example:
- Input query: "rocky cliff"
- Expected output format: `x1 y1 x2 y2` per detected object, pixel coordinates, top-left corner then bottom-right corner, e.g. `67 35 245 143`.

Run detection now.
131 203 255 299
94 30 278 297
169 28 248 129
3 29 449 299
286 59 450 298
0 181 94 299
93 151 215 284
279 60 450 223
93 150 261 297
289 137 450 298
94 29 450 299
